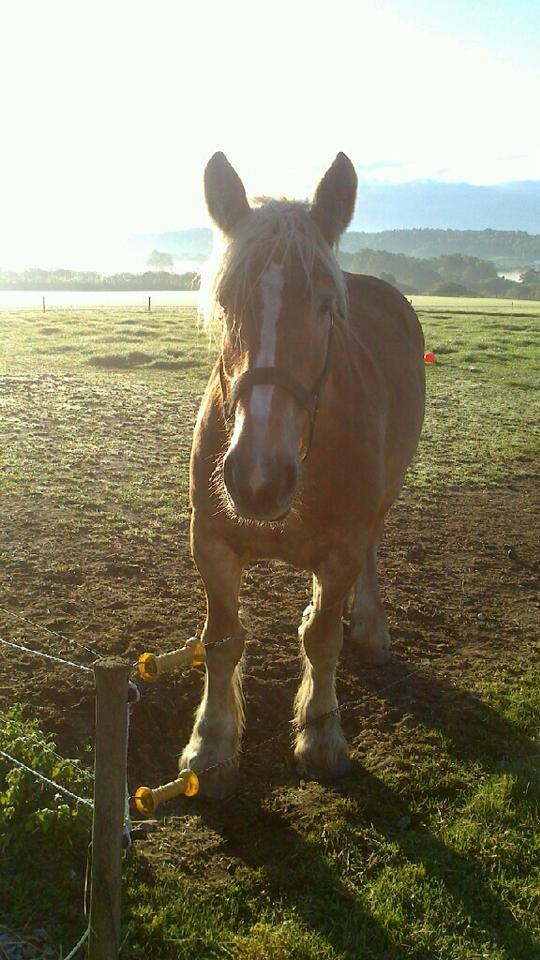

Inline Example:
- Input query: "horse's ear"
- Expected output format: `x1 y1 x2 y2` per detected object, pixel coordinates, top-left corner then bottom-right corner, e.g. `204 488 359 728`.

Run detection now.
204 152 250 235
311 153 357 246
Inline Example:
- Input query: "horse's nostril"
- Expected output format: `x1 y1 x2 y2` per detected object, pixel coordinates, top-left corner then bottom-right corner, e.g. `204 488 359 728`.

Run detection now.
223 450 299 520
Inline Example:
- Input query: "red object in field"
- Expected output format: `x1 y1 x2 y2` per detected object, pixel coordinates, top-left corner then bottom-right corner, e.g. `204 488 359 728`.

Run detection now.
424 352 437 363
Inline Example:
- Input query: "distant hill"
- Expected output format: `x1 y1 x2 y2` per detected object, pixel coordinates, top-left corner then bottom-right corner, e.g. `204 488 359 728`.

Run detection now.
0 268 198 291
341 229 540 267
142 180 540 267
143 224 540 270
4 258 538 299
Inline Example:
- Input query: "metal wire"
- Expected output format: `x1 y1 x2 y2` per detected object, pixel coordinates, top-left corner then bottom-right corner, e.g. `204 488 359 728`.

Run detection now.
0 604 98 659
0 635 94 673
294 661 431 732
7 731 88 770
0 749 94 809
192 655 443 781
203 634 246 650
62 925 90 960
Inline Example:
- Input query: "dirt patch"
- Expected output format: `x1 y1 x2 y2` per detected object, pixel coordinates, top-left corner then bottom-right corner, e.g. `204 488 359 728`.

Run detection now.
1 475 537 786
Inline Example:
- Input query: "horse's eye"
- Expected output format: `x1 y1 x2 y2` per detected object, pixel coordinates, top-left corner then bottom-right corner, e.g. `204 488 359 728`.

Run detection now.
319 299 333 319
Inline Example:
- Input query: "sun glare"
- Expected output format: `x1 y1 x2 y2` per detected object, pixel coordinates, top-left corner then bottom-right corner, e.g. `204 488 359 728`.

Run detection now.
0 0 538 269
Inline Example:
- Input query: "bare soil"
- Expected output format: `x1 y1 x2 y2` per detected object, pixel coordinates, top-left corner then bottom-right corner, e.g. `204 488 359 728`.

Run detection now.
1 476 538 873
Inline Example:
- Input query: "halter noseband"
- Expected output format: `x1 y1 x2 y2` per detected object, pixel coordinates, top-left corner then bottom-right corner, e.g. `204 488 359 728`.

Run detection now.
219 317 334 459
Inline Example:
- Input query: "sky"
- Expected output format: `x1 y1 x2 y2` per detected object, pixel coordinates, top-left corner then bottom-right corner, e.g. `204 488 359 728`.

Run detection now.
1 0 539 270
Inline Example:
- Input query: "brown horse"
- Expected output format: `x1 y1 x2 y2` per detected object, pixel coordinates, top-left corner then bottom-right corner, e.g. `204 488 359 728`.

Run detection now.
181 152 425 797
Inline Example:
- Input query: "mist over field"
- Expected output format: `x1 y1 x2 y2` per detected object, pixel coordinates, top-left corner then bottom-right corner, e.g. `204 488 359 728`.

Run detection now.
3 180 540 275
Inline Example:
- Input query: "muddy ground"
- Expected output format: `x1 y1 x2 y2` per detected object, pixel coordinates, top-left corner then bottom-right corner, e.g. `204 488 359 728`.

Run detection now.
1 473 537 847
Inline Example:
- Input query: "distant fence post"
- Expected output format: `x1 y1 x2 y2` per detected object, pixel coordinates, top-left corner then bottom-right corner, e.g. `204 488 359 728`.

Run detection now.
148 296 151 312
88 658 130 960
42 296 46 312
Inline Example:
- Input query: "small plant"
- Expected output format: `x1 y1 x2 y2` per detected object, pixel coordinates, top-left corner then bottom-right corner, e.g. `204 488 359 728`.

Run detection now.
0 707 92 930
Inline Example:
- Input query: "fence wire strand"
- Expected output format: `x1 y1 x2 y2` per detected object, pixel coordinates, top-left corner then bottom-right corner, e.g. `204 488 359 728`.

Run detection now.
0 749 93 809
0 604 98 659
62 925 90 960
0 635 94 674
190 652 451 781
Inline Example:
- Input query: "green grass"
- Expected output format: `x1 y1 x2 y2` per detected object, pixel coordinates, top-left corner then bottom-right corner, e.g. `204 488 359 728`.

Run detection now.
0 709 93 952
118 661 539 960
0 299 538 535
2 667 537 959
0 298 539 958
410 297 539 490
0 306 211 538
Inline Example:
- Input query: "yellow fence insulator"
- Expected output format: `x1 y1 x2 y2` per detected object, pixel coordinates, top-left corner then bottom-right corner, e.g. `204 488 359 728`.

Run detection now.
137 637 205 681
134 769 199 815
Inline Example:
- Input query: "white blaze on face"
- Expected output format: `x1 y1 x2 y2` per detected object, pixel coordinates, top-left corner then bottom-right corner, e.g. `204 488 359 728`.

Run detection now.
248 263 283 432
255 262 284 371
245 262 284 493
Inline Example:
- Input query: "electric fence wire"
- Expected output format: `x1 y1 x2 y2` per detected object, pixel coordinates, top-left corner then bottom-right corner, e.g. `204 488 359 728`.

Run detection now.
0 749 93 808
0 604 98 659
62 925 90 960
0 635 93 674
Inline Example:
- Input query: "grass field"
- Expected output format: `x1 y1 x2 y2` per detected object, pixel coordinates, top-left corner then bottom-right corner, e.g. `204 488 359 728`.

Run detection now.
0 296 538 959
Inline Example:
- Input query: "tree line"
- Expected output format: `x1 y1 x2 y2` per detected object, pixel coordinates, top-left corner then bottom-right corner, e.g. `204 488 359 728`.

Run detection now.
0 268 199 291
2 256 539 300
340 228 540 265
338 250 540 300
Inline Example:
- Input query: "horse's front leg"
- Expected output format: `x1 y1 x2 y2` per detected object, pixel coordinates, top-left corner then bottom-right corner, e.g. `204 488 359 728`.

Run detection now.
294 556 358 780
180 526 245 799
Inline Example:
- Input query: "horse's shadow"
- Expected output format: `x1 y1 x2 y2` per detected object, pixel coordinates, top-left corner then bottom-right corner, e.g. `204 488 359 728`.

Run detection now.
192 655 538 959
351 653 537 789
194 786 397 959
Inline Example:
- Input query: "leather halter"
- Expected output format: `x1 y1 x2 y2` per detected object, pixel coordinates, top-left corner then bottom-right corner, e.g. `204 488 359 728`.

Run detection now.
219 317 334 459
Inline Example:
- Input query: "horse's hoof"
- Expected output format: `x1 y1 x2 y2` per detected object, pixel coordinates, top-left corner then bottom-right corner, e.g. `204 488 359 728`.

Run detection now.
294 727 351 781
300 603 313 627
179 745 239 800
353 643 392 665
195 764 238 800
295 748 351 782
348 622 391 664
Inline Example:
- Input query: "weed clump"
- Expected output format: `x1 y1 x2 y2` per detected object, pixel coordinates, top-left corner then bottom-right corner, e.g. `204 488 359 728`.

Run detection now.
87 351 154 368
0 708 92 930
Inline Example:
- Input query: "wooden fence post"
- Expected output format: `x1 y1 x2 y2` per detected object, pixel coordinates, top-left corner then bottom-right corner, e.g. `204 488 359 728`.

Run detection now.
42 295 46 312
148 296 151 312
89 658 130 960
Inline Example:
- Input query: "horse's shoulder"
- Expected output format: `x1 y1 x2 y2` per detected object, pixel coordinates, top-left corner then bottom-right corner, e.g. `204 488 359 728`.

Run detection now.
344 270 411 311
343 271 422 341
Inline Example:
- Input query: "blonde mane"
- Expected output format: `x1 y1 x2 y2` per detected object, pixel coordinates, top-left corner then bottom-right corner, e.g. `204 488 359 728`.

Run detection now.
201 200 348 329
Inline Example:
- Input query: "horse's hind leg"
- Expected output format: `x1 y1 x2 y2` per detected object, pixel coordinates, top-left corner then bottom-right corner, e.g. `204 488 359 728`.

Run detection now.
180 527 245 799
294 560 354 781
348 531 391 665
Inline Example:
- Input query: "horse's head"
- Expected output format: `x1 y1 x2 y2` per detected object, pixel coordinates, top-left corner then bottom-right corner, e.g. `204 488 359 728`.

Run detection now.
204 152 357 523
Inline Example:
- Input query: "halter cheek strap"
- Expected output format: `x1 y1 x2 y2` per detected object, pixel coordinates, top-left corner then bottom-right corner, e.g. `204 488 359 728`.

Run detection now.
219 318 334 459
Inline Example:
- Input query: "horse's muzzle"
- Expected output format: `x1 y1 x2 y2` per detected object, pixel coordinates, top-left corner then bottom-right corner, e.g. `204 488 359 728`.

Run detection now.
223 451 299 522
